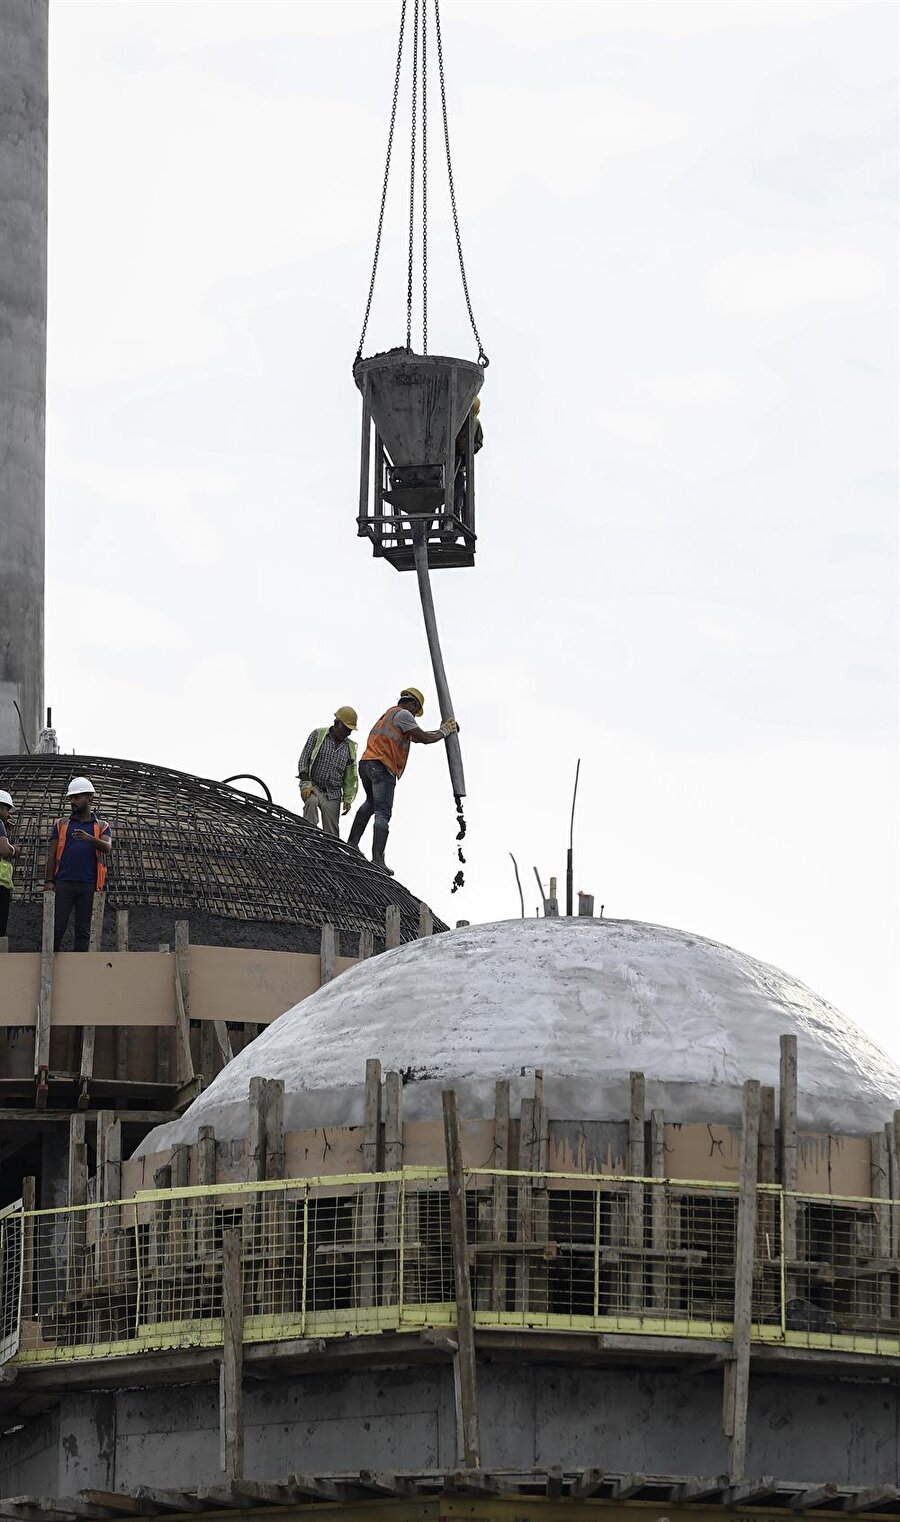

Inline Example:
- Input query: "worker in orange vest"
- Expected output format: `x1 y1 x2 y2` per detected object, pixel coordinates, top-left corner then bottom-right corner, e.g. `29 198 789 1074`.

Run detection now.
347 688 458 874
44 777 112 951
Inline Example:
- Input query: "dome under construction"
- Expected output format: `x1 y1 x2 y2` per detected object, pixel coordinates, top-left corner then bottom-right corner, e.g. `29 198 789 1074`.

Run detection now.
0 753 444 953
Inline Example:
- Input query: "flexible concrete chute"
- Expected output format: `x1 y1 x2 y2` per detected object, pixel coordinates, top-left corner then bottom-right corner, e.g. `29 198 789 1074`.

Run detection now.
352 0 488 848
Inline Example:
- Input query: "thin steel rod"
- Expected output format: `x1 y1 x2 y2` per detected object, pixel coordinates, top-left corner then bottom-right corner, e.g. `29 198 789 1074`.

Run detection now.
412 531 465 797
566 757 581 917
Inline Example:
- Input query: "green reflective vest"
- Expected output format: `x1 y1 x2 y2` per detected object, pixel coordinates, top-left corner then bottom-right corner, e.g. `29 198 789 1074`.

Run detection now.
309 728 359 808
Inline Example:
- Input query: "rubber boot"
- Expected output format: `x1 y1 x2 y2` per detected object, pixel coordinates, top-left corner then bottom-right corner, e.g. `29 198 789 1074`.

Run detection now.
346 811 367 852
372 824 394 876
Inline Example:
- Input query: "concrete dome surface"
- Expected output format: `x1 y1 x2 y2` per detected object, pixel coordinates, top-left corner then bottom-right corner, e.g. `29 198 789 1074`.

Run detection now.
141 918 900 1153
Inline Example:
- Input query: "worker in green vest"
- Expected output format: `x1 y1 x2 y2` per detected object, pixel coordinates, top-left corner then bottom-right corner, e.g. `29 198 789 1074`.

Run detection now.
0 789 18 938
297 707 359 839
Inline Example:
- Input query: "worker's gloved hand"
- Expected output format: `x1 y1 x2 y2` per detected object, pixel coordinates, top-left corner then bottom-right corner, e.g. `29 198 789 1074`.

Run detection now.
440 718 459 736
299 781 315 803
342 800 352 815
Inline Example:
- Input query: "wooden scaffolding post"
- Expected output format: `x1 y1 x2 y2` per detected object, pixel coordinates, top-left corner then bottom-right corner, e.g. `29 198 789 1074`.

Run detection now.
156 943 171 1083
442 1088 481 1469
21 1176 35 1323
725 1078 761 1482
649 1108 667 1311
890 1111 900 1261
34 890 55 1092
358 927 374 961
67 1114 88 1292
197 1125 217 1258
359 1058 382 1309
385 904 402 950
114 910 129 1081
173 924 196 1085
382 1071 404 1306
78 894 106 1097
418 903 434 939
779 1034 798 1299
320 923 336 985
491 1079 510 1311
220 1226 244 1481
871 1130 891 1323
628 1072 646 1313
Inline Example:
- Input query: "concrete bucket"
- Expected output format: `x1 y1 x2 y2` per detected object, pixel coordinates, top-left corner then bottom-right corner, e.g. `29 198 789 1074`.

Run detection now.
354 350 484 466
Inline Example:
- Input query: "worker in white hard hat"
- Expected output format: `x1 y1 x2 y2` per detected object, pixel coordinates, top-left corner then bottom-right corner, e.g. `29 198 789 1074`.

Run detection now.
347 689 458 873
0 789 18 938
297 707 359 839
44 777 112 951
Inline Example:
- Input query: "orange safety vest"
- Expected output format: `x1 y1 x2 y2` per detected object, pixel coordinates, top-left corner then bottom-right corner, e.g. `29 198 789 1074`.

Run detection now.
53 817 108 891
362 707 415 780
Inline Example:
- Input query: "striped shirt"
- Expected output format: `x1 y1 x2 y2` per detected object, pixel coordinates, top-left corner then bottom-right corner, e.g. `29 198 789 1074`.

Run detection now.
299 729 352 800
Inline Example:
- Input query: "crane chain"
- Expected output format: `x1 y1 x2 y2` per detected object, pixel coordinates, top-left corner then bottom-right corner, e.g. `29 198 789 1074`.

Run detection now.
406 0 419 351
355 0 409 365
434 0 488 366
421 0 428 354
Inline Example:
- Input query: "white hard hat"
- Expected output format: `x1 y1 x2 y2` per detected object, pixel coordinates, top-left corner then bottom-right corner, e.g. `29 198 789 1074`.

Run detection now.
0 790 12 809
66 776 95 798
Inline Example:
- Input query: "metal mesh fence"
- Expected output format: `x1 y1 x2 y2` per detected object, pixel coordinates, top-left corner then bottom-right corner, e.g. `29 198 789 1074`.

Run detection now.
7 1173 900 1364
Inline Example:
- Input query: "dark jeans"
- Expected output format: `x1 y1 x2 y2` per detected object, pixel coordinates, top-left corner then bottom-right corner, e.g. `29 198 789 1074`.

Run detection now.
355 759 397 834
53 881 95 951
0 887 10 938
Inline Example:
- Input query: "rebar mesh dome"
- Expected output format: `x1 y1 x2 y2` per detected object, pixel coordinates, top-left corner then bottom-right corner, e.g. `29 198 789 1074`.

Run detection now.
0 754 442 944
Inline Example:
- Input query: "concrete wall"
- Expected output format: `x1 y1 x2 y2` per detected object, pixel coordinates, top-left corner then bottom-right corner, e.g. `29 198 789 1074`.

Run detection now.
1 1362 897 1491
0 0 48 754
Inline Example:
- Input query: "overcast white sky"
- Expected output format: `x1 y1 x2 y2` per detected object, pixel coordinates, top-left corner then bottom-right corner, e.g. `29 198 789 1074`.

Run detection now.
44 1 898 1054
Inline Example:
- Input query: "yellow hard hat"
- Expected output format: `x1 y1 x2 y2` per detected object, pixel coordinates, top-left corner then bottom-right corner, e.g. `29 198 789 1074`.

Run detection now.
400 686 425 716
472 397 481 415
334 706 358 730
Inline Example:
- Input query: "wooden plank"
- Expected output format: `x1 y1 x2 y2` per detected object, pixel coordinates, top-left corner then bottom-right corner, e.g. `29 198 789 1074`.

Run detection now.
418 903 433 939
570 1470 606 1500
114 912 129 1082
219 1227 244 1480
77 896 106 1090
382 1072 403 1306
21 1175 35 1322
515 1096 535 1313
359 1059 382 1310
491 1080 510 1312
628 1071 645 1313
363 1058 382 1172
443 1088 481 1468
358 928 374 961
727 1078 762 1482
759 1085 776 1183
156 945 171 1084
779 1034 798 1299
263 1079 284 1181
245 1077 265 1183
34 891 55 1080
197 1125 216 1258
320 924 336 985
871 1130 891 1323
172 959 194 1086
384 904 401 950
650 1108 667 1311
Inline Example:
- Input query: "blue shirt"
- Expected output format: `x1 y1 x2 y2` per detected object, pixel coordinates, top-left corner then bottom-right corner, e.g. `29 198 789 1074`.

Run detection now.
51 813 112 884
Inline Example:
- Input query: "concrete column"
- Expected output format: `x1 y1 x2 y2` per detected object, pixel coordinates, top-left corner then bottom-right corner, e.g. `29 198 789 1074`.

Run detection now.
0 0 48 755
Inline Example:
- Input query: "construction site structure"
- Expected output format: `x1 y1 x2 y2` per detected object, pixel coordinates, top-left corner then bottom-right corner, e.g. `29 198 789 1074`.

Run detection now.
0 0 47 755
0 916 899 1508
0 750 443 1213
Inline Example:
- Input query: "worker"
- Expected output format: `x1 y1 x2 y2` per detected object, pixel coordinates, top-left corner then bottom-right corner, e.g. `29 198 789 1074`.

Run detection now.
0 789 18 938
297 707 359 839
347 688 458 873
454 395 483 517
44 777 112 951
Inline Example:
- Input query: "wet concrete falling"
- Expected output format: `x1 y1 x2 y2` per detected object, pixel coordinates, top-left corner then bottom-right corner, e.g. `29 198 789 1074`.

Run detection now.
451 794 466 893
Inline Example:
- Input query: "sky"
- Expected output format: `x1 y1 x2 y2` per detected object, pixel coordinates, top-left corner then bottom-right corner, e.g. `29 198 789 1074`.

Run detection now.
44 2 898 1054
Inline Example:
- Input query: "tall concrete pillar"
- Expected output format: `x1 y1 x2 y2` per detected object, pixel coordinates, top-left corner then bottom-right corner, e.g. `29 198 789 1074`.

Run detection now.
0 1 48 755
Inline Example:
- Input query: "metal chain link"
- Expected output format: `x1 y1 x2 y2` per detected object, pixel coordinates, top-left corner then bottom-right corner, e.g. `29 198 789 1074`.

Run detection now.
406 0 420 351
421 0 428 354
355 0 409 364
434 0 488 365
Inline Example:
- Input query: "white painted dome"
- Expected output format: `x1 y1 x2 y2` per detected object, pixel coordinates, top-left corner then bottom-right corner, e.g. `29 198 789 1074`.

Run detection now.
140 918 900 1153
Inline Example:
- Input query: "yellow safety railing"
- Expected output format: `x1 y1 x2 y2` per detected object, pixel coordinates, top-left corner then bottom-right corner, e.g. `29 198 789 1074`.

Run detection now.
6 1170 899 1365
